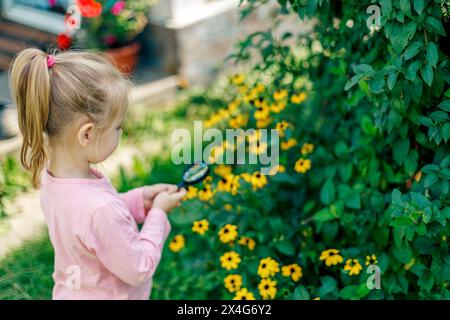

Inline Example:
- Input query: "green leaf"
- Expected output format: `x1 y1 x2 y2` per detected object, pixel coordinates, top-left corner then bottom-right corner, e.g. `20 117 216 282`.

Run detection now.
424 174 438 188
344 75 363 91
425 16 446 36
426 42 438 68
369 76 385 93
404 41 422 60
437 100 450 112
400 0 411 16
420 64 433 87
393 139 410 164
320 180 335 205
421 164 439 174
387 71 399 90
318 276 337 296
353 64 373 75
312 208 334 222
390 216 414 227
293 285 310 300
275 240 296 256
362 116 377 135
413 0 425 14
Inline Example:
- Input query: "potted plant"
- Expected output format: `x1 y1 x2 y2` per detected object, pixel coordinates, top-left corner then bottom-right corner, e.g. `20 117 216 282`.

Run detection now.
56 0 156 74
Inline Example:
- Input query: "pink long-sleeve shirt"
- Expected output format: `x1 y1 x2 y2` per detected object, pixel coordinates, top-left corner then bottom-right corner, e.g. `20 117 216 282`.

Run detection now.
39 167 171 300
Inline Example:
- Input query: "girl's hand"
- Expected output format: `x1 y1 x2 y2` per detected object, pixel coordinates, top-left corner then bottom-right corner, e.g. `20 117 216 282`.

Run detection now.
152 189 187 213
142 184 178 212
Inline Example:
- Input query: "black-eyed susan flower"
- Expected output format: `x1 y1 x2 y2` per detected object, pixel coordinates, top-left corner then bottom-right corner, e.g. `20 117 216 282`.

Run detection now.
229 114 248 128
227 99 241 113
256 116 272 128
294 158 311 174
270 101 286 113
254 104 270 120
291 92 307 104
275 121 290 138
169 235 185 253
238 236 256 250
344 259 363 276
281 264 303 282
268 164 286 175
192 219 209 235
230 73 245 86
251 171 268 190
319 249 343 266
233 288 255 300
249 141 268 155
240 172 253 183
198 185 214 202
184 186 198 200
254 83 265 94
258 278 277 299
224 274 242 293
281 138 297 150
258 257 280 278
217 174 240 195
220 251 241 270
273 89 288 101
300 143 314 155
215 165 232 177
218 224 238 244
365 254 378 266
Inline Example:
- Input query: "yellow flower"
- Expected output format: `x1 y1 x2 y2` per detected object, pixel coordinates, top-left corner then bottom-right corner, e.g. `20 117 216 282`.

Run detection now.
220 251 241 270
258 257 280 278
230 73 245 86
365 254 378 266
249 141 268 155
217 174 240 195
240 172 253 183
233 288 256 300
344 259 363 276
258 278 277 299
273 89 288 101
229 114 249 128
294 158 311 174
238 236 256 250
227 99 241 113
275 121 290 138
404 258 416 271
215 165 233 177
270 101 286 113
254 83 265 94
320 249 343 266
251 171 268 190
282 264 303 282
313 297 320 300
300 143 314 155
192 219 209 235
198 185 214 202
184 186 198 200
291 92 307 104
254 104 270 120
224 274 242 293
268 165 286 175
224 204 233 212
281 138 297 150
169 235 185 253
218 224 238 244
256 116 272 128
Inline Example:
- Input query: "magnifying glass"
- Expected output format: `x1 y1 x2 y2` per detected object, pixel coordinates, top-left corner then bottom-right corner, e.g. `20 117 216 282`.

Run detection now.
177 162 210 189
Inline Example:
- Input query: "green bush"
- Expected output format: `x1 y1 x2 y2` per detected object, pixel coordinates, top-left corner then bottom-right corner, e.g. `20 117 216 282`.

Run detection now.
146 0 449 300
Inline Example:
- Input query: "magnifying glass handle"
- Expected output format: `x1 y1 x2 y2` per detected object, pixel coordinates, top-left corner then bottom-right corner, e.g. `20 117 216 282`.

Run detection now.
177 182 185 190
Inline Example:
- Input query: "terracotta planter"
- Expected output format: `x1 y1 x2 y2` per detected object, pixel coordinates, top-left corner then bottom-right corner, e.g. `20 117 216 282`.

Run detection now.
105 42 142 75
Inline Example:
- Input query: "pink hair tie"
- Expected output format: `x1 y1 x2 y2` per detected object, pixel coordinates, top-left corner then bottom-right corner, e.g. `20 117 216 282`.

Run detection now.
47 55 56 68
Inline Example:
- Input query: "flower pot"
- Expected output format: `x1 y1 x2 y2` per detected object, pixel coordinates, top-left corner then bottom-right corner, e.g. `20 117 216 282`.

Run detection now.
0 100 19 140
105 42 142 75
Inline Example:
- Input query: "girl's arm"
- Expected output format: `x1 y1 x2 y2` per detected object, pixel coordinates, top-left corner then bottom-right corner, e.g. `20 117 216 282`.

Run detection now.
119 188 146 224
83 203 171 287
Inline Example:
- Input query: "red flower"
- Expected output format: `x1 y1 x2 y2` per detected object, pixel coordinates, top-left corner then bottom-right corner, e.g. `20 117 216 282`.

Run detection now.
76 0 102 18
57 33 72 50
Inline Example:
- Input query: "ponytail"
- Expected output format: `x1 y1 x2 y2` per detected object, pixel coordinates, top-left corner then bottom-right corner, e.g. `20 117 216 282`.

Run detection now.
8 48 51 188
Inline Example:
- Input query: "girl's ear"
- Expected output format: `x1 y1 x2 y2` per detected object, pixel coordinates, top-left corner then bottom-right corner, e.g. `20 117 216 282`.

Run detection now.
77 123 95 148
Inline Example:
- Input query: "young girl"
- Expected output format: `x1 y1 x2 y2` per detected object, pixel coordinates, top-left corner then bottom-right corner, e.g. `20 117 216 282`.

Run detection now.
8 48 186 300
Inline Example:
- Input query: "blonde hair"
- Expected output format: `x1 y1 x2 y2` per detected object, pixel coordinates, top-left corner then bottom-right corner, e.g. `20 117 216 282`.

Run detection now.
8 48 132 188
